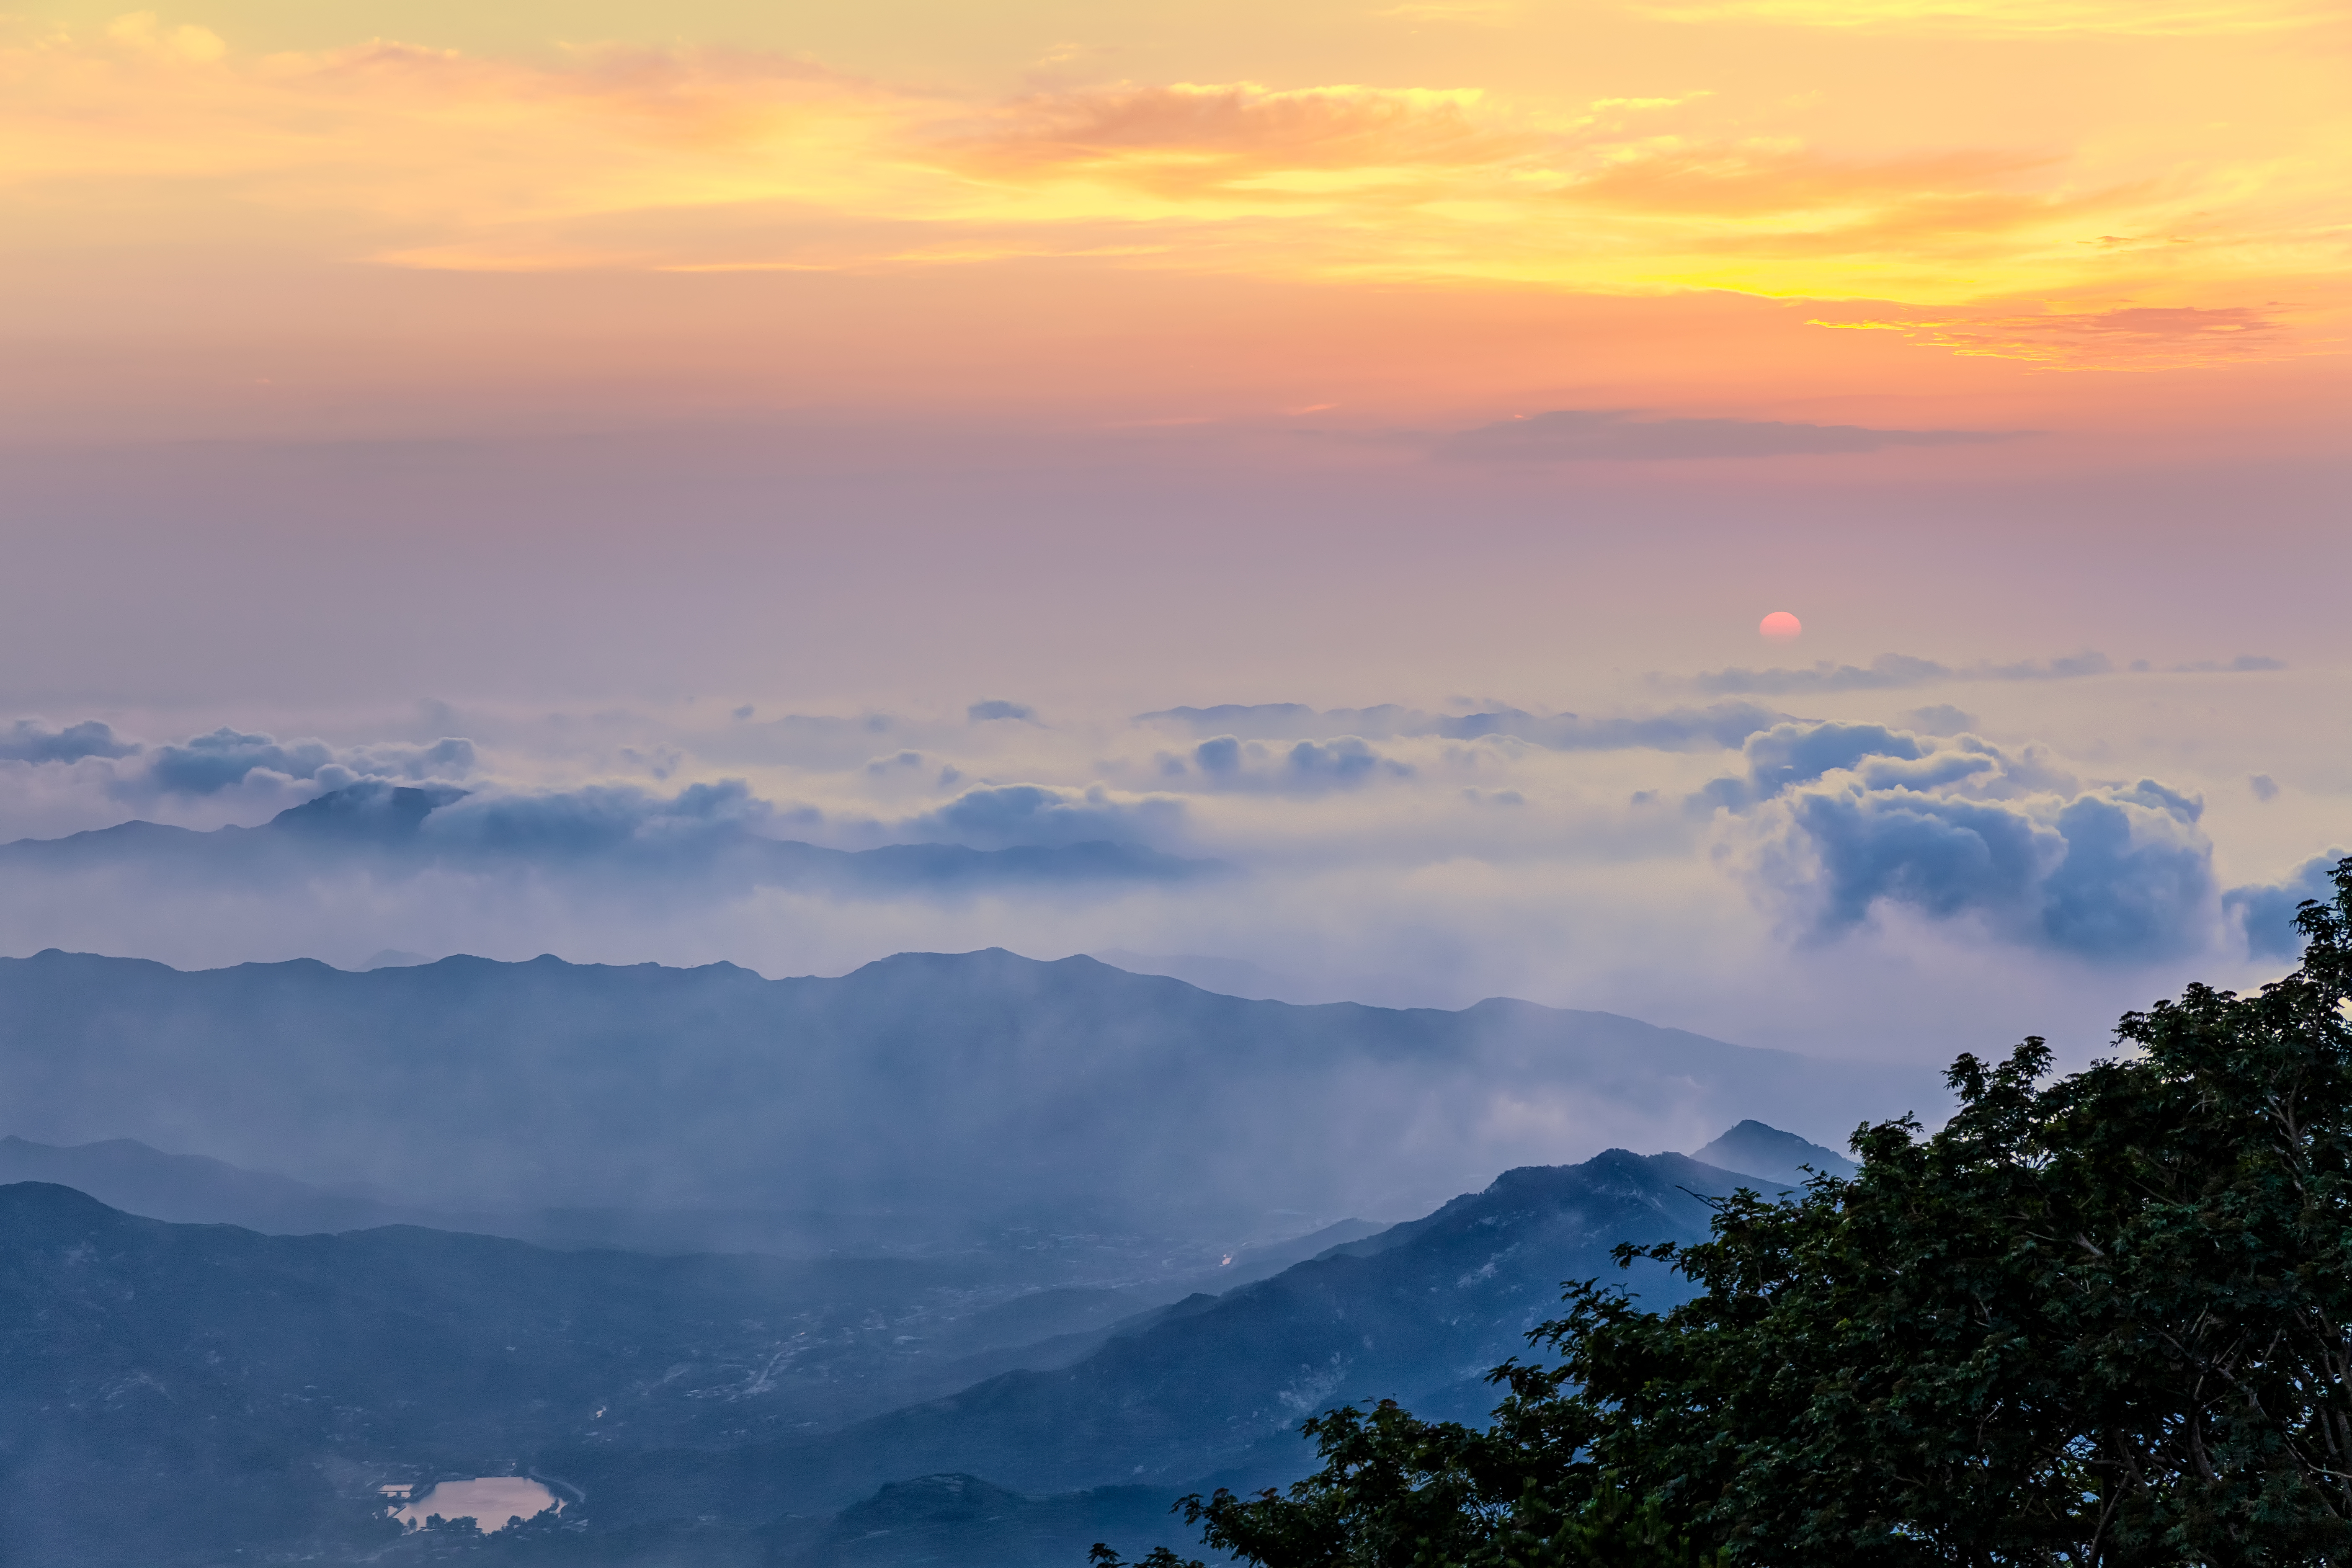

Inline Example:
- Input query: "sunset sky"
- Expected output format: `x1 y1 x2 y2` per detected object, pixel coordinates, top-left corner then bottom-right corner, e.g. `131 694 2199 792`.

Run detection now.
0 0 2345 1076
8 0 2345 434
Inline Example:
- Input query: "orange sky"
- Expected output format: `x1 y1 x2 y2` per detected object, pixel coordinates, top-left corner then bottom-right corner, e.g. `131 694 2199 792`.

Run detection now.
3 0 2345 448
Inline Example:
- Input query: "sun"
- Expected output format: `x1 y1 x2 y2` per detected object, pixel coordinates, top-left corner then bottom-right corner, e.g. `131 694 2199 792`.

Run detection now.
1759 611 1802 640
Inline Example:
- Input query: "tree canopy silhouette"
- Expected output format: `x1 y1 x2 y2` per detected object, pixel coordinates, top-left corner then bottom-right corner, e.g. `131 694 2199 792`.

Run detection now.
1099 859 2352 1568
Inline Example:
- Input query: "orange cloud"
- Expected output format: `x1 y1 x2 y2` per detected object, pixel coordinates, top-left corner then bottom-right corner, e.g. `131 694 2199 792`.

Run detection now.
1561 147 2060 219
1634 0 2335 34
0 11 2339 378
944 81 1514 195
1809 302 2309 369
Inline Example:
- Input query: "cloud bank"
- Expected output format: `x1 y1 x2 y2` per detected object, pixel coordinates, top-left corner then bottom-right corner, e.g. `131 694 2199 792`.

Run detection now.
2225 851 2351 959
1440 409 2024 462
0 690 2336 1068
0 720 139 766
143 729 478 797
1696 721 2322 964
1688 650 2291 696
1142 701 1787 750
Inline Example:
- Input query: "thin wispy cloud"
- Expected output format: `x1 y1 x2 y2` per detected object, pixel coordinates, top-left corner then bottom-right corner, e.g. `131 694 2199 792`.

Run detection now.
1634 0 2334 36
1440 409 2025 461
1686 652 2117 696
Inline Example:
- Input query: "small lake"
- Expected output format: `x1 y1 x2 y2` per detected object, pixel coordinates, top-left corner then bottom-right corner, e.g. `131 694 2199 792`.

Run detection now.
389 1477 562 1532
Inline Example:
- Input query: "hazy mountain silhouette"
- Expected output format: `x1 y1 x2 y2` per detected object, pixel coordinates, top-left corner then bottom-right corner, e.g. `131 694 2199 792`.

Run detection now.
0 949 1929 1241
0 1133 420 1233
0 781 1213 893
1690 1119 1857 1185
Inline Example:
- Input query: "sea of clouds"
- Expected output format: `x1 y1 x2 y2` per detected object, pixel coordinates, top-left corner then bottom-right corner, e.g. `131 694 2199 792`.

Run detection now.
0 652 2339 1071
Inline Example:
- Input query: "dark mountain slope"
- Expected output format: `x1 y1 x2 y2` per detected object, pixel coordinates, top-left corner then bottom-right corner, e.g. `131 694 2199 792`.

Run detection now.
0 1182 1204 1566
571 1149 1742 1525
0 1143 1791 1565
763 1475 1184 1568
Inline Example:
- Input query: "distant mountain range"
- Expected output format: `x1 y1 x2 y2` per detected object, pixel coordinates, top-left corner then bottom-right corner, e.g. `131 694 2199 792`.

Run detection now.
0 781 1212 893
0 942 1922 1563
0 947 1932 1240
0 1130 1384 1284
1 1140 1785 1566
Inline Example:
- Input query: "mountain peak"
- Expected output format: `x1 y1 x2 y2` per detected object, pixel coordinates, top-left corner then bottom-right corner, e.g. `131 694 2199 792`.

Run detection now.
1690 1119 1857 1186
266 781 467 839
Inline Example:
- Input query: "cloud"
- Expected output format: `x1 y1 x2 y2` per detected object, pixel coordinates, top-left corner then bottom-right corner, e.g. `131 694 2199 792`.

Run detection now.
142 728 477 796
423 778 773 857
1691 650 2110 696
144 730 329 794
1560 146 2058 218
2248 774 2280 802
0 689 2309 1073
1508 705 1792 750
2223 851 2349 959
897 784 1185 851
2171 655 2286 673
0 778 1215 908
1694 721 1929 811
1439 409 2022 462
1709 722 2218 961
1285 738 1413 787
1159 733 1418 794
946 81 1509 194
712 713 902 770
1808 304 2296 369
1142 701 1786 751
5 23 2324 368
1904 705 1978 735
1635 0 2332 34
967 700 1037 722
1193 736 1245 775
0 720 139 765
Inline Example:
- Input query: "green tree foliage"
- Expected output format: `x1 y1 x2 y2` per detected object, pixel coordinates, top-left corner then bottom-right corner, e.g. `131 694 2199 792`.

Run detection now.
1097 861 2352 1568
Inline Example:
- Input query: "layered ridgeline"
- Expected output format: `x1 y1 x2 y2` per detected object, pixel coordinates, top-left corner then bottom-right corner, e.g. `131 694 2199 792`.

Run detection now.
0 1142 1800 1567
0 780 1213 894
0 948 1922 1246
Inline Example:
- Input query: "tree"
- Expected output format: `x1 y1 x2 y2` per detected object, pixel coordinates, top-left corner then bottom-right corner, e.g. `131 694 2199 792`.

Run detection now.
1097 861 2352 1568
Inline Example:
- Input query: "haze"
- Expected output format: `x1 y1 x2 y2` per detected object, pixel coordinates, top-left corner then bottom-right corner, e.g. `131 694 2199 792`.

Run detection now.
2 0 2345 1069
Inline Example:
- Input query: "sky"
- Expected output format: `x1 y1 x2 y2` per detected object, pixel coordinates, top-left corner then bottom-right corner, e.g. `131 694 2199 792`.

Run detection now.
0 0 2346 1080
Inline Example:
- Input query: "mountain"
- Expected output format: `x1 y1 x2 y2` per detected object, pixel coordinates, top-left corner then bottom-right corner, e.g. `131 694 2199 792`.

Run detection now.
0 1181 1199 1566
0 1132 1390 1282
1 1143 1795 1566
0 948 1932 1241
564 1149 1744 1528
763 1475 1184 1568
0 781 1212 894
1690 1119 1857 1186
0 1133 421 1233
1089 949 1300 1001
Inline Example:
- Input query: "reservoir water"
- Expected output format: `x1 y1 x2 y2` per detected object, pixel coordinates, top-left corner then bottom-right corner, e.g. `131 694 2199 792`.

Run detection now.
389 1477 562 1532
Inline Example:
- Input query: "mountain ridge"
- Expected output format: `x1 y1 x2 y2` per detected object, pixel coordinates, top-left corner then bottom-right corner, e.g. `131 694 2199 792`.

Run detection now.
0 946 1930 1234
0 781 1216 893
0 1140 1791 1565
